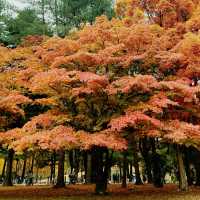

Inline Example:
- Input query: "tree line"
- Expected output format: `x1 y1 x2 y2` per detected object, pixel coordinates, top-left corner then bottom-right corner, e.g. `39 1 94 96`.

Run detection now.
0 0 114 45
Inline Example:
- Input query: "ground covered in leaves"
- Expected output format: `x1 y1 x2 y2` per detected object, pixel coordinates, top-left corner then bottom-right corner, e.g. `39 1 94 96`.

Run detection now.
0 184 200 200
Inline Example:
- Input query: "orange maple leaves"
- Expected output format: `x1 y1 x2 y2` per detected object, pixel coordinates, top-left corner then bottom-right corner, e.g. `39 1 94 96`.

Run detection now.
0 0 200 154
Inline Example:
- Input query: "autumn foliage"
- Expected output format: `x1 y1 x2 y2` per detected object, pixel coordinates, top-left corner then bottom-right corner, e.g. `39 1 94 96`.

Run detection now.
0 0 200 160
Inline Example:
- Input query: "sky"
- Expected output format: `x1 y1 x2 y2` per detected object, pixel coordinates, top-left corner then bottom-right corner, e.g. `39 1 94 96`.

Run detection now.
7 0 30 9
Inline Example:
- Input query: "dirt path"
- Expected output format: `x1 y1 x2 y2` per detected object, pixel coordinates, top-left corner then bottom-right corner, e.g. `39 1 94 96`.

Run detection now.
0 184 200 199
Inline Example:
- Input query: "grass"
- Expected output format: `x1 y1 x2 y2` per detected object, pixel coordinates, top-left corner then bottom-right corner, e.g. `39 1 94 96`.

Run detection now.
0 184 200 200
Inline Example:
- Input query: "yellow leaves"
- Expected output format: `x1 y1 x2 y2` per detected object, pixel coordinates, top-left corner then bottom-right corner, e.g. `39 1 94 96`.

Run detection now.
176 33 200 61
35 97 59 107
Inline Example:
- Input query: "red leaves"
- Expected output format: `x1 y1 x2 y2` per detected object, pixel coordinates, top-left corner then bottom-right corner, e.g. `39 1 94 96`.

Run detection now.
11 126 127 152
29 69 109 96
107 75 159 95
160 80 200 103
0 128 25 147
12 125 78 152
109 111 161 132
163 120 200 145
77 131 127 151
23 113 57 132
148 93 179 113
0 92 32 115
72 72 109 96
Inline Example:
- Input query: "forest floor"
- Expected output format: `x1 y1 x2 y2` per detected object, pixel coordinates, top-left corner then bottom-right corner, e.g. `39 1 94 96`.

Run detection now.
0 184 200 200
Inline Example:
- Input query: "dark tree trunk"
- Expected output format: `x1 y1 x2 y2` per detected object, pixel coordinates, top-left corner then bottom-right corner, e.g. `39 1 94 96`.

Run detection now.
3 149 14 186
132 136 143 185
50 151 56 184
119 162 122 182
195 165 200 186
130 162 133 176
122 152 128 188
184 147 193 186
35 165 39 183
177 145 188 191
84 151 92 184
69 150 74 173
93 147 109 195
55 150 65 188
74 150 80 181
21 155 27 182
15 159 19 176
30 153 35 174
139 138 153 183
127 163 130 178
1 158 7 178
151 139 163 188
191 148 200 186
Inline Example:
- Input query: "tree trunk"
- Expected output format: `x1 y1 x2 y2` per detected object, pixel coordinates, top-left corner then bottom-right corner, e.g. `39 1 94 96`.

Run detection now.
30 153 35 174
151 139 163 188
3 149 14 186
122 152 127 188
177 145 188 191
15 159 19 176
74 150 80 182
50 151 56 184
54 0 59 35
139 138 153 183
21 155 27 183
1 158 7 178
69 150 74 173
130 162 133 176
85 152 92 184
132 136 143 185
119 162 122 182
35 165 39 184
195 164 200 186
94 147 108 195
184 147 193 186
55 150 65 188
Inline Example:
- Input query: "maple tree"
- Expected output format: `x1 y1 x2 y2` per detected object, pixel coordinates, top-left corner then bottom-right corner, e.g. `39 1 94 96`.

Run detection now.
0 0 200 194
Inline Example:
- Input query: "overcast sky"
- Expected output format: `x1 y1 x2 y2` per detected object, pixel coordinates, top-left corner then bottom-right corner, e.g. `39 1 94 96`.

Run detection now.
7 0 30 9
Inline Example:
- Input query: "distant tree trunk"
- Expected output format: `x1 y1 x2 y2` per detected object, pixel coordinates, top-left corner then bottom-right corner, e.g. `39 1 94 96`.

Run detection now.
119 162 122 182
35 165 39 183
15 159 19 176
132 136 143 185
3 149 14 186
1 158 7 178
21 155 27 182
130 162 133 176
151 139 163 188
122 152 127 188
177 145 188 191
54 0 59 35
55 150 65 188
30 153 35 174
